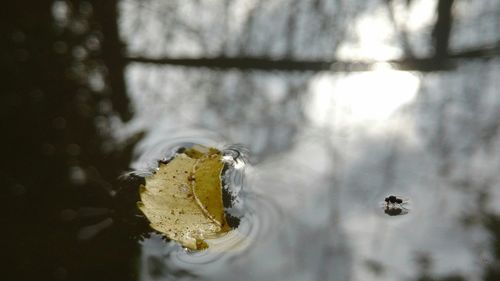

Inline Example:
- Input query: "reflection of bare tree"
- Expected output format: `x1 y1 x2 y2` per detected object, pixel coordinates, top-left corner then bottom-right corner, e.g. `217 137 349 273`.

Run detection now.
203 71 310 158
6 0 500 280
125 64 311 161
93 0 131 120
432 0 454 60
120 0 499 72
3 1 139 281
118 4 500 279
384 0 415 58
120 0 359 59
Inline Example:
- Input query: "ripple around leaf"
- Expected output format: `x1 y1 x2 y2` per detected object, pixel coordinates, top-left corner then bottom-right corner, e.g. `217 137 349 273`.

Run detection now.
136 140 283 274
131 129 224 174
153 193 282 274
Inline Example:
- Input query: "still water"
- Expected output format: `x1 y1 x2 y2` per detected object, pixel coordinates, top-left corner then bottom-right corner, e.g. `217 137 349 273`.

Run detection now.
113 60 500 281
108 1 500 280
6 1 499 280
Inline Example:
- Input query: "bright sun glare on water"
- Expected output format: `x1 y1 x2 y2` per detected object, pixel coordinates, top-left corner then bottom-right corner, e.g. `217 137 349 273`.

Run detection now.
309 64 421 127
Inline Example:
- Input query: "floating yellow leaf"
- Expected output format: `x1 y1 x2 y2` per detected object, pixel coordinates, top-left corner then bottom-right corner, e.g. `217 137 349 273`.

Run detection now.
192 149 228 228
138 147 230 250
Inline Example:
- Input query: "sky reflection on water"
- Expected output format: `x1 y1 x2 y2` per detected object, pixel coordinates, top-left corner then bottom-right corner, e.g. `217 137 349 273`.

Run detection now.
6 1 500 280
112 1 500 280
120 61 500 280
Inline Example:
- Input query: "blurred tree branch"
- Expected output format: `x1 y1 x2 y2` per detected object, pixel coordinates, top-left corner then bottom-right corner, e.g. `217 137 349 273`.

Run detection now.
124 42 500 72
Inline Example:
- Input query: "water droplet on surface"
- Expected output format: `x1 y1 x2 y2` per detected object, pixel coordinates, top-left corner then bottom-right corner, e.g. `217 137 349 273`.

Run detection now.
180 184 189 193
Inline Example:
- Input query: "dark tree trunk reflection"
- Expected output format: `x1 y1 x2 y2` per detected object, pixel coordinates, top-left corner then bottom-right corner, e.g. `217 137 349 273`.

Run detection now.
2 1 137 281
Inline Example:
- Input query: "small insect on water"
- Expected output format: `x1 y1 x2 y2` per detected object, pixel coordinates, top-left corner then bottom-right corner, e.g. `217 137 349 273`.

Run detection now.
385 195 404 205
382 195 409 216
